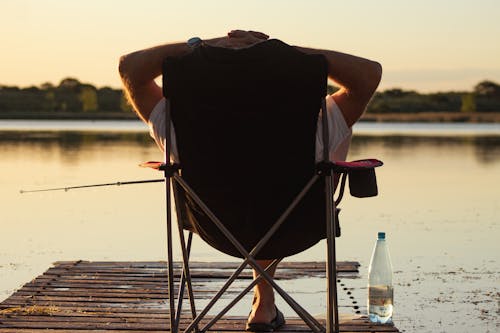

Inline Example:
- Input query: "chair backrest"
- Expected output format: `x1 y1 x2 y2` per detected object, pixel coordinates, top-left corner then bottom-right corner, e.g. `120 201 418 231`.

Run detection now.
163 39 328 259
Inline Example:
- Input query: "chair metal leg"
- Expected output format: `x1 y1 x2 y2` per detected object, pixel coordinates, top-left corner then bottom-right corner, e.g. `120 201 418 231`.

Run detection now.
173 181 199 331
247 175 325 332
201 260 280 332
165 176 177 332
174 232 197 333
184 259 250 333
266 277 324 333
203 259 324 332
325 172 339 333
175 175 324 333
183 255 323 333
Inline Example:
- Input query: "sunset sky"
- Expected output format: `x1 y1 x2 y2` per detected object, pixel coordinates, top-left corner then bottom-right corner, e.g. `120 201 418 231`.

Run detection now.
1 0 499 92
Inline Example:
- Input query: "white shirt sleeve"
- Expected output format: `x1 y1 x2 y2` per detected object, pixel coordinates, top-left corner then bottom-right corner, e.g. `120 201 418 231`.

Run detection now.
149 95 352 164
315 95 353 162
147 98 179 162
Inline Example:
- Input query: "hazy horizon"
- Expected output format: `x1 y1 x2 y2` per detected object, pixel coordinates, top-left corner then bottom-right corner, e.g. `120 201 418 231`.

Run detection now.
2 68 500 94
2 1 500 92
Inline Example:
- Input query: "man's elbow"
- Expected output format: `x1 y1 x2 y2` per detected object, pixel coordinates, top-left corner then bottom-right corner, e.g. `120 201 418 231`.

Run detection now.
118 53 133 81
366 61 382 93
350 61 382 107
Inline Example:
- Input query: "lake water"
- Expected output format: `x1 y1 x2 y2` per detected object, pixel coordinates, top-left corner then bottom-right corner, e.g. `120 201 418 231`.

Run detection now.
1 120 499 332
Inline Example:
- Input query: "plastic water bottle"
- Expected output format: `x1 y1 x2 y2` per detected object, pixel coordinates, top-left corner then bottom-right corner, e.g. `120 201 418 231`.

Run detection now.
367 232 394 324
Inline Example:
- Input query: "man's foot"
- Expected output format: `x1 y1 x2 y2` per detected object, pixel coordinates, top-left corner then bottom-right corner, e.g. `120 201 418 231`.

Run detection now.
247 260 283 331
246 306 285 332
247 296 276 324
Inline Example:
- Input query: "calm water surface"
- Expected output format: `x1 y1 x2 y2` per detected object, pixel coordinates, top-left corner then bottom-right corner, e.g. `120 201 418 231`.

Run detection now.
0 121 499 332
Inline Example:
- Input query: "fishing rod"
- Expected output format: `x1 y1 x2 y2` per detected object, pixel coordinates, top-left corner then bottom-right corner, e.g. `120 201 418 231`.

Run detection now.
20 178 165 194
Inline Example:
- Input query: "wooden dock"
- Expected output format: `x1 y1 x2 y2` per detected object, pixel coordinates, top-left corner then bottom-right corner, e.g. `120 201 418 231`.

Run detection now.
0 261 399 332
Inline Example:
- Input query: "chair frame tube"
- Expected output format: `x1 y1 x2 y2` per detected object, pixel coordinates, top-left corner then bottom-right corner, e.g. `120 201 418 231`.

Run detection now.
172 181 198 332
173 231 195 332
201 259 280 331
197 174 325 332
163 97 343 333
321 98 339 333
164 100 176 331
175 175 324 333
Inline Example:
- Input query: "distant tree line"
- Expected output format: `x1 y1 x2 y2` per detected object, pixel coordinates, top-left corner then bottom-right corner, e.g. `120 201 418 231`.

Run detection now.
0 78 131 113
367 80 500 113
1 78 499 114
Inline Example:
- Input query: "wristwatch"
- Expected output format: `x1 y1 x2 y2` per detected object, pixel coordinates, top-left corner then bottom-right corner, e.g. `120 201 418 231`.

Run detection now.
187 37 203 49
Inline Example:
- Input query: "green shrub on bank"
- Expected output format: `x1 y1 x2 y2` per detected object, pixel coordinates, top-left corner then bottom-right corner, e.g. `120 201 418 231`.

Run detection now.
1 78 499 114
0 78 132 114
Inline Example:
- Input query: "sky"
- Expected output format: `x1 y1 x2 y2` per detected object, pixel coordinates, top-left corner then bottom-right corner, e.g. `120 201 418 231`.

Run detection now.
1 0 499 92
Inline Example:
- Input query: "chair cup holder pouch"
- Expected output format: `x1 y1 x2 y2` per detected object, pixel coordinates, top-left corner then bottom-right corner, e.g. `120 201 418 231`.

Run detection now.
348 168 378 198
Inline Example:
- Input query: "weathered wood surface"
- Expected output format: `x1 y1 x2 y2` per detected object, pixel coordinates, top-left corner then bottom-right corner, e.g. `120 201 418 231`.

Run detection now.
0 261 399 332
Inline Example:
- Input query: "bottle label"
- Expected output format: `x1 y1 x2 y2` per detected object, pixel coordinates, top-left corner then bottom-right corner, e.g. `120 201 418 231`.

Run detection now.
368 285 393 306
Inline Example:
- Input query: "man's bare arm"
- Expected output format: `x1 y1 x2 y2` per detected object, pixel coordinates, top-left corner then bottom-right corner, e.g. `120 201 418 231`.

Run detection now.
119 31 380 127
296 47 382 127
118 42 193 122
118 31 267 123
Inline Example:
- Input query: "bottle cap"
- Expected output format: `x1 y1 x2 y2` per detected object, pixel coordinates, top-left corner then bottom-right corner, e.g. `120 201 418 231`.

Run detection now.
378 232 385 240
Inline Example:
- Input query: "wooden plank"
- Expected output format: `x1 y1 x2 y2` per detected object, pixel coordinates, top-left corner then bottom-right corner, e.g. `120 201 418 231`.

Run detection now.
51 261 360 273
0 329 398 333
53 261 359 269
0 328 396 333
0 316 398 332
0 261 399 332
0 330 396 333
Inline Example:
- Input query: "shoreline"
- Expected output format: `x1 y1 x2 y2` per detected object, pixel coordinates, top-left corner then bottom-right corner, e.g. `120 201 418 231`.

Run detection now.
0 111 499 123
360 111 500 123
0 111 138 120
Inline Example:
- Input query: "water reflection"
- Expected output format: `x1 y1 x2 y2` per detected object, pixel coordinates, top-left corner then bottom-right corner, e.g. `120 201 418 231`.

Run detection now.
1 129 498 333
5 131 500 165
0 131 151 147
1 131 154 165
351 135 500 165
1 131 497 262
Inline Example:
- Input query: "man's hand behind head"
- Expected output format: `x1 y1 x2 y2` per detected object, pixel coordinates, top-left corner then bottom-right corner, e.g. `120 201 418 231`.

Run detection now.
206 30 269 49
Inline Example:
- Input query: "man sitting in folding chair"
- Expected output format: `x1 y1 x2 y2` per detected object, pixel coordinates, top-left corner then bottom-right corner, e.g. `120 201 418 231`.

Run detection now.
119 30 382 332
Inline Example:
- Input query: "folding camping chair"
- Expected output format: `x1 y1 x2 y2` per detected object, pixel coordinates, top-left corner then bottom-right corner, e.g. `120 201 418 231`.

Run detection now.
142 39 383 333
